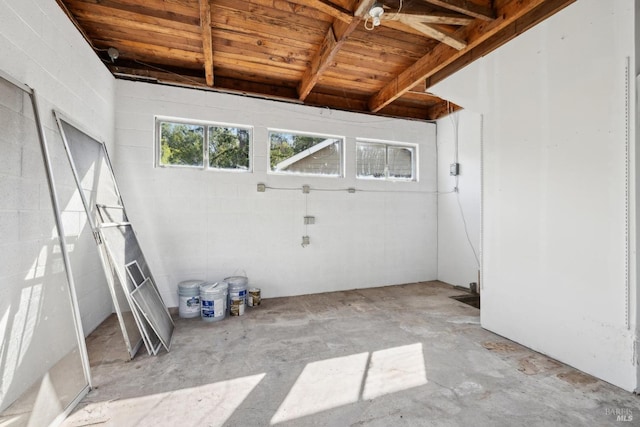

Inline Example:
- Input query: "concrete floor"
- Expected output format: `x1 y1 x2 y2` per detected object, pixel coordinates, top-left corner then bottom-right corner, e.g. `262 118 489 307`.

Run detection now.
63 281 639 426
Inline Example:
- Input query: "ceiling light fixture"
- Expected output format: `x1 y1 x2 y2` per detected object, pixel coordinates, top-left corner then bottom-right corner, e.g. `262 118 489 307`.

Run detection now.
107 47 119 62
369 2 384 27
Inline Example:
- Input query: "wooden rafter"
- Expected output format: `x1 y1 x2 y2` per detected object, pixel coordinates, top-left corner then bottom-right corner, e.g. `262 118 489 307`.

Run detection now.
199 0 213 87
422 0 495 21
427 99 461 119
396 18 467 50
368 0 574 112
292 0 353 22
297 0 376 100
57 0 577 122
380 6 475 25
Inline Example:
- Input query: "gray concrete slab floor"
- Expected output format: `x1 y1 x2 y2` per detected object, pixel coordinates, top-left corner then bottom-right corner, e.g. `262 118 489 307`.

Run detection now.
62 281 640 426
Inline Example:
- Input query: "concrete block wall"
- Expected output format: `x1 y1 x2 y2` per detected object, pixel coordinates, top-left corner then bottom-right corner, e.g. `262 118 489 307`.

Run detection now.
432 0 638 392
0 0 115 336
114 81 438 307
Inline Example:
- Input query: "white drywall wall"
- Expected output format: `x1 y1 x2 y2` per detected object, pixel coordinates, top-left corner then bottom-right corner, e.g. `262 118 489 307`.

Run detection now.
436 110 481 289
432 0 637 391
0 0 115 335
114 81 437 306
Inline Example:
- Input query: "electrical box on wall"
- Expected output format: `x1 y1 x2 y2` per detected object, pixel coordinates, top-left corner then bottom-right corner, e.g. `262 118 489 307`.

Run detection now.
450 163 460 176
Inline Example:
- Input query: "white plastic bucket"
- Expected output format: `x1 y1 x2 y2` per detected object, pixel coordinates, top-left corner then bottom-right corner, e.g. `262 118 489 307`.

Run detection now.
225 275 248 311
217 281 229 312
178 280 204 319
199 282 227 322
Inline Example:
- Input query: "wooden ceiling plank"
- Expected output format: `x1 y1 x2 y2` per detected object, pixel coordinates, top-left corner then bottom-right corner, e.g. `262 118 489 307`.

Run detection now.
297 0 376 100
214 51 306 76
397 17 467 50
237 0 337 22
368 0 573 112
65 1 201 34
90 30 202 53
211 7 326 42
215 0 332 32
422 0 495 21
213 38 310 70
107 38 204 64
287 0 353 22
65 0 199 24
199 0 214 86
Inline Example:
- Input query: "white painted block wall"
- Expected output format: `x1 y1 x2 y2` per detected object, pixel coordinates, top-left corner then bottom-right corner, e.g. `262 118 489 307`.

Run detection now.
0 0 115 335
432 0 638 391
114 81 438 307
436 110 481 289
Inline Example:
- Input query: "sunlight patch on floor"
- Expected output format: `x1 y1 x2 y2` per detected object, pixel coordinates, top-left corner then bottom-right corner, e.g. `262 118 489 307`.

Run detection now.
271 352 369 424
63 373 265 427
363 343 427 400
271 343 427 424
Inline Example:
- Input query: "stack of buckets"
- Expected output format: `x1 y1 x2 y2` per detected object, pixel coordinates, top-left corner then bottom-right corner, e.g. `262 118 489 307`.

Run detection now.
177 275 260 321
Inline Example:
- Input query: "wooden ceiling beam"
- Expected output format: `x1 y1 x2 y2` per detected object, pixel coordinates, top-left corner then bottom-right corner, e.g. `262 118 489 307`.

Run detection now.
422 0 495 21
297 0 376 100
111 65 207 86
425 0 576 89
380 7 475 25
426 100 461 120
396 18 467 50
289 0 353 22
199 0 214 86
368 0 575 112
409 80 427 93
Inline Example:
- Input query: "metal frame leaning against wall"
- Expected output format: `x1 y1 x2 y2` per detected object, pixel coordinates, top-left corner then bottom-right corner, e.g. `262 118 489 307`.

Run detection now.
0 68 91 424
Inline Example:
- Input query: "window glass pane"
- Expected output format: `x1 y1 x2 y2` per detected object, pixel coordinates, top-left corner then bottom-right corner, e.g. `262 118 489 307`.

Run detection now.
208 126 250 170
159 122 204 167
387 146 414 179
357 143 386 179
269 131 342 176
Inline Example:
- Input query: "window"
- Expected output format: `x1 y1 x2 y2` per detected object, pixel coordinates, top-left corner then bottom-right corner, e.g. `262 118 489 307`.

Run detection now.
269 130 343 177
357 141 416 181
156 118 251 171
158 121 204 167
208 126 250 170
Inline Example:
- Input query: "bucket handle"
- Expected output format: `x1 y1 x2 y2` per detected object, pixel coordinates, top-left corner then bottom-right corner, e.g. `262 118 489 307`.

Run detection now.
232 268 247 278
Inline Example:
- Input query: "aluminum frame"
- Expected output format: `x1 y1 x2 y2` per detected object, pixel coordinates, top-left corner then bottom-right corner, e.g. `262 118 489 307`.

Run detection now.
0 68 91 423
54 111 146 358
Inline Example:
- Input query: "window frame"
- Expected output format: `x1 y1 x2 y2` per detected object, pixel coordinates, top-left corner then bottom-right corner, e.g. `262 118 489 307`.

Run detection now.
356 138 418 182
267 128 345 178
155 116 253 173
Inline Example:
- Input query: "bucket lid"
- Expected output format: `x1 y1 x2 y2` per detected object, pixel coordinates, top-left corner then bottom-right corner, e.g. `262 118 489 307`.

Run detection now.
201 281 229 294
224 275 248 286
178 280 205 290
249 287 260 292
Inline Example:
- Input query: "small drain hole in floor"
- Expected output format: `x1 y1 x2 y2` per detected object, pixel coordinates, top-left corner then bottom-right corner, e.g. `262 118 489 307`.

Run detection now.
450 294 480 309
